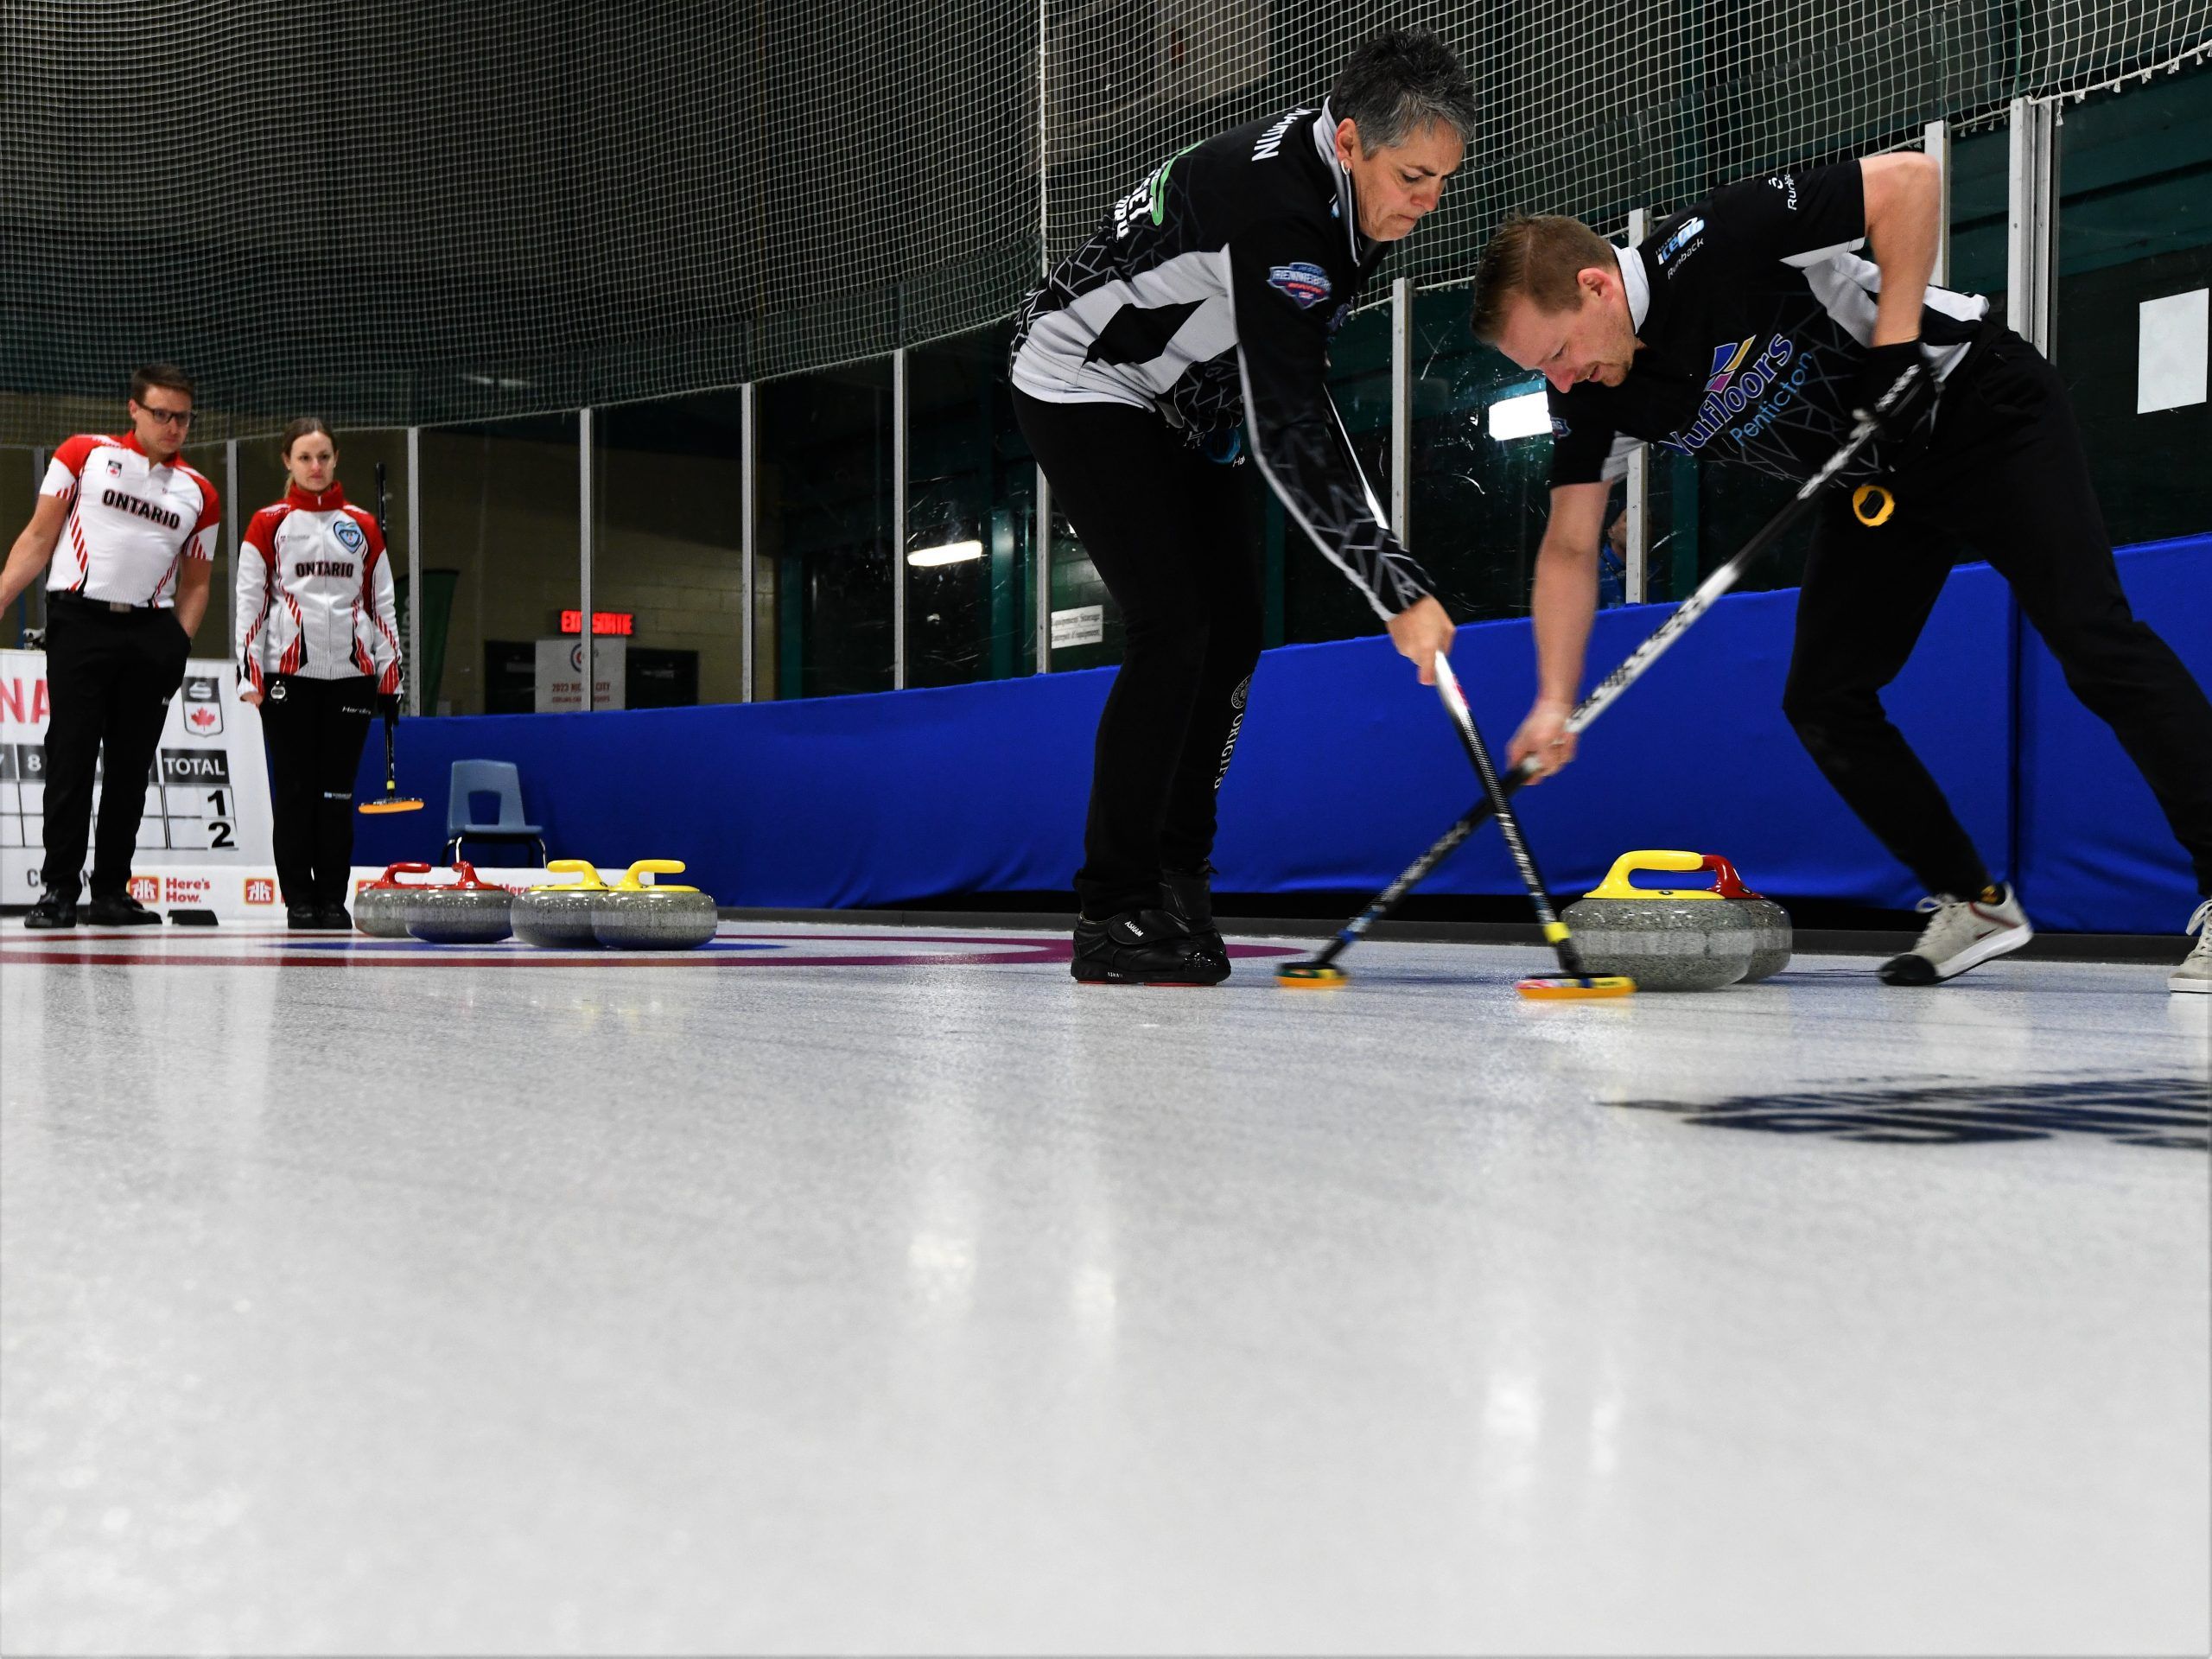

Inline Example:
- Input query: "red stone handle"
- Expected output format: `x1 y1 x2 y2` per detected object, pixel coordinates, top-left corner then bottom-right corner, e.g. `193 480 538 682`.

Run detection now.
1701 854 1764 900
370 861 435 889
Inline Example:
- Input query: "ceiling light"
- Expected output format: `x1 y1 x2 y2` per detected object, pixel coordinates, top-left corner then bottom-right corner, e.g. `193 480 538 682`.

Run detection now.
1487 390 1552 442
906 539 984 567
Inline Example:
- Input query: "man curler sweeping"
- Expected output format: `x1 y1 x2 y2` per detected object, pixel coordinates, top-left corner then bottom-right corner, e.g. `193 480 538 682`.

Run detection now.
1469 153 2212 991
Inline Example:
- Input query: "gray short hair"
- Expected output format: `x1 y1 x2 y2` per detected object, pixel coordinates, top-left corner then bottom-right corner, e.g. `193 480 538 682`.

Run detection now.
1330 27 1478 153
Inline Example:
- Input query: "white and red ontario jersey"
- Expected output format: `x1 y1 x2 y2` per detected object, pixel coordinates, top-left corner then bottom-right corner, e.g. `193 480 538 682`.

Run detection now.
234 481 402 694
40 431 219 607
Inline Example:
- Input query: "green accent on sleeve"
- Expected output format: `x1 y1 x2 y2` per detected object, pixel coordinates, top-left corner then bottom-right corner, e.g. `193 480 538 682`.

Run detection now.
1149 142 1203 225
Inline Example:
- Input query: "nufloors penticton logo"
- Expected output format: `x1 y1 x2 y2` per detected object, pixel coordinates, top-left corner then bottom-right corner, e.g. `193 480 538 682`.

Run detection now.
1658 334 1812 456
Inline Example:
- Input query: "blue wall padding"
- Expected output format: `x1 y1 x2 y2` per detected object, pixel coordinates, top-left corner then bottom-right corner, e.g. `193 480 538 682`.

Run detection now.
2015 535 2211 934
1209 565 2012 910
356 537 2204 929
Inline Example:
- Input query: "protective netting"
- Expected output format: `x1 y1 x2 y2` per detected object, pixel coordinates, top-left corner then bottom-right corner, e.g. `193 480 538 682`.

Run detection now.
0 0 1040 442
3 1 2207 443
1049 0 2212 286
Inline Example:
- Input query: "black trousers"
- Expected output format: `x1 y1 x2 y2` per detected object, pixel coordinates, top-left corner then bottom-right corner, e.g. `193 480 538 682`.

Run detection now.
1785 327 2212 901
40 597 191 899
1014 391 1262 916
259 674 375 907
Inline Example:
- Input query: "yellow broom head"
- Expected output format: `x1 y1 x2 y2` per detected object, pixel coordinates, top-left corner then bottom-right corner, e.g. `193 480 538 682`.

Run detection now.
1516 975 1636 1000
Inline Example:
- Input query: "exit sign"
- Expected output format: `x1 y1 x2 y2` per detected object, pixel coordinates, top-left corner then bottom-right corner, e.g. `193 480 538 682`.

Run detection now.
560 610 634 636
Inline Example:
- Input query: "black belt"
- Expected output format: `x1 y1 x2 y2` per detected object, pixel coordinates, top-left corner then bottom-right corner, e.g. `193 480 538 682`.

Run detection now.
50 591 161 613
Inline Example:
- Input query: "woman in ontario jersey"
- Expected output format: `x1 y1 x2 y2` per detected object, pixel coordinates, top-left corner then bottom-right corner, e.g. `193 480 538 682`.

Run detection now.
235 419 403 930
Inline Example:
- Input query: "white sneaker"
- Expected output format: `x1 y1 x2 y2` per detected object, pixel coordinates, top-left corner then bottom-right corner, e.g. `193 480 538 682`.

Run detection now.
1879 884 2034 985
2173 900 2211 995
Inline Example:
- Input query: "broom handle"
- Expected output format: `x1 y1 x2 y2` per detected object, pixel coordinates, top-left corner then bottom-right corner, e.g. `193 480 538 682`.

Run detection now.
372 461 402 798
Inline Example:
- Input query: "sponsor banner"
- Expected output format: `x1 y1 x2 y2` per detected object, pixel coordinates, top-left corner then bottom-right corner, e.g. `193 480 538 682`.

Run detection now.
2 650 276 911
345 865 653 896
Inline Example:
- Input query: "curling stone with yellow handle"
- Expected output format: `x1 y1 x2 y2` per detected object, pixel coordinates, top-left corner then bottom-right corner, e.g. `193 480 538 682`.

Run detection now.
512 859 610 949
1701 854 1794 982
404 862 517 944
1560 850 1758 991
592 860 719 950
353 861 446 939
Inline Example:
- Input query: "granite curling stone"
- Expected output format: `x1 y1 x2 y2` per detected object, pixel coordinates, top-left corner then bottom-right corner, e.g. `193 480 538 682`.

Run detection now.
404 861 516 944
512 858 609 949
592 859 718 950
1703 854 1794 982
1560 850 1758 991
353 861 442 939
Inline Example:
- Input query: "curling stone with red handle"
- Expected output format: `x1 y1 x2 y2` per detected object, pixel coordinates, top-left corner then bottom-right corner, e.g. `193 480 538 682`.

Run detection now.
353 862 444 939
404 862 516 944
1702 855 1793 982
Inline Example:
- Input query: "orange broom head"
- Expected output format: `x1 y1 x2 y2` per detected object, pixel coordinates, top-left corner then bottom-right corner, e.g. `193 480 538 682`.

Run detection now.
1516 975 1636 1001
359 796 425 816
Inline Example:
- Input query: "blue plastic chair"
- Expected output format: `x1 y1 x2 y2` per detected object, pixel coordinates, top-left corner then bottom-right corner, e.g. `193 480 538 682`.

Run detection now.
443 760 547 866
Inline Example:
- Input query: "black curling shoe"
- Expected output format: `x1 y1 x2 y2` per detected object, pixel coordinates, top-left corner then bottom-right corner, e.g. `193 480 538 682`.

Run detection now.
25 887 78 929
1071 907 1229 986
1159 867 1230 975
85 890 162 926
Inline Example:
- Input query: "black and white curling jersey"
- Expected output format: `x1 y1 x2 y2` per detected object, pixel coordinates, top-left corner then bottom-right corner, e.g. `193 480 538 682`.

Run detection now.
1011 101 1432 619
1548 162 1991 490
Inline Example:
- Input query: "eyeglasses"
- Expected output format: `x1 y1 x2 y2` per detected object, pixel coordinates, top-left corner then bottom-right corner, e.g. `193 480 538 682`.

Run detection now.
137 405 196 428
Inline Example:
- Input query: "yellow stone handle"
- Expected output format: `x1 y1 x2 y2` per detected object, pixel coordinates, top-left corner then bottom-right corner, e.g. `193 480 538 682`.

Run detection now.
529 857 606 893
613 858 699 893
1586 849 1722 901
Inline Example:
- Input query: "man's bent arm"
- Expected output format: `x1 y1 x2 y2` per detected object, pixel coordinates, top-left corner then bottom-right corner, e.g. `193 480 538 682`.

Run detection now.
174 558 212 639
1859 152 1942 347
0 494 65 613
1529 482 1611 708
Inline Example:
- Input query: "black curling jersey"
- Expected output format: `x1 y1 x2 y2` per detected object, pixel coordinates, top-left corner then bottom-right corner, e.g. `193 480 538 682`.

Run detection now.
1547 162 1992 490
1010 101 1433 620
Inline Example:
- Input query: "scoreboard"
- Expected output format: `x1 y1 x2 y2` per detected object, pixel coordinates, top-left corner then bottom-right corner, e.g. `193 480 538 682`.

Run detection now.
1 649 279 918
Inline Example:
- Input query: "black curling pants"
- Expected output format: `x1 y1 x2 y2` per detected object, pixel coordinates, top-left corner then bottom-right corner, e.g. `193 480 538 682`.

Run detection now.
259 674 375 908
1014 391 1263 917
39 596 192 899
1784 327 2212 902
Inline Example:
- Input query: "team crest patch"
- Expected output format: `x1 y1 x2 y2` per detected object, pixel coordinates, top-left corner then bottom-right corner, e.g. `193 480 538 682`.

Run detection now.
181 675 223 736
1268 262 1332 308
332 518 365 553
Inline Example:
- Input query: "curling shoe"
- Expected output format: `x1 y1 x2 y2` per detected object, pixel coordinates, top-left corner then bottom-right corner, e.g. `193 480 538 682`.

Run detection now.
1071 907 1228 986
1159 867 1230 977
85 889 162 926
1878 884 2031 985
24 886 78 929
2172 900 2210 995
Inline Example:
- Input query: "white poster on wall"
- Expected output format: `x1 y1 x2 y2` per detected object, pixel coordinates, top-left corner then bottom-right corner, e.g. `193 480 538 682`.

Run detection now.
1 649 279 918
1051 605 1104 650
535 637 626 711
2138 287 2209 414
